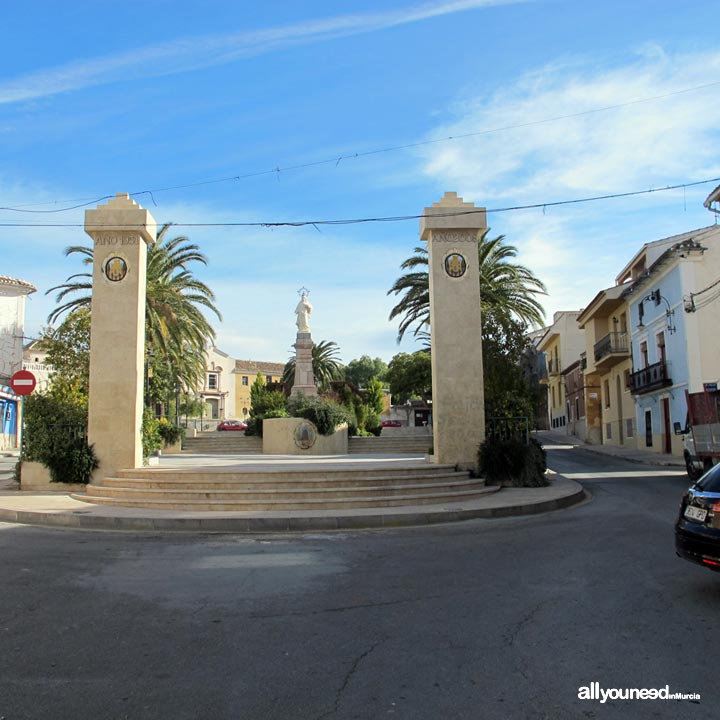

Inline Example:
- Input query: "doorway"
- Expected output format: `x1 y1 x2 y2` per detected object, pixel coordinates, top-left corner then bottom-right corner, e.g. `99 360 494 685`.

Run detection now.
661 398 671 453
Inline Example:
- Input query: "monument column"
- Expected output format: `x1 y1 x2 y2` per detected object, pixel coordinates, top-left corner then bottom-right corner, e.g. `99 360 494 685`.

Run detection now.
420 192 486 469
291 288 318 397
85 193 156 478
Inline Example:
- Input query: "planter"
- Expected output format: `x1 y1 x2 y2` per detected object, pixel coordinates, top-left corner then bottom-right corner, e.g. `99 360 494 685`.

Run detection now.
263 418 348 455
20 461 87 493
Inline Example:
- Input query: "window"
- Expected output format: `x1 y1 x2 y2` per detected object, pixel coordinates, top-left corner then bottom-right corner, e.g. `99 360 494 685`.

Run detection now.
266 375 272 383
606 422 612 440
656 332 666 364
640 341 648 368
626 418 634 438
624 369 631 390
208 373 218 390
242 376 249 386
604 379 610 408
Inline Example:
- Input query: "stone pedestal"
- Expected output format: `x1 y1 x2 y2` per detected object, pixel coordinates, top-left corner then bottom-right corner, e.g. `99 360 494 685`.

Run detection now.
291 332 318 397
85 194 156 479
420 192 487 470
263 418 348 455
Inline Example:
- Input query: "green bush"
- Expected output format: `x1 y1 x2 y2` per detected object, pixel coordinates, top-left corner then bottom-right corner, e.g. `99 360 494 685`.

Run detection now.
287 395 355 436
244 416 262 437
23 380 98 484
142 409 163 459
156 417 185 446
364 409 382 437
478 437 549 487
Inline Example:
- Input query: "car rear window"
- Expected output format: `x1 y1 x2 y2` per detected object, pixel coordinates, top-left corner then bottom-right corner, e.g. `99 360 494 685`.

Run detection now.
699 463 720 492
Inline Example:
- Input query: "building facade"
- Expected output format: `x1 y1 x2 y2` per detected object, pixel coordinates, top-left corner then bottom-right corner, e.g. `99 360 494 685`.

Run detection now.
0 275 37 449
537 311 585 433
235 359 286 418
621 226 720 456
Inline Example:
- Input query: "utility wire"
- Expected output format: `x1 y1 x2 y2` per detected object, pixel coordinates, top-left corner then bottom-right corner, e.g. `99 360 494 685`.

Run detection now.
0 176 717 231
2 80 719 214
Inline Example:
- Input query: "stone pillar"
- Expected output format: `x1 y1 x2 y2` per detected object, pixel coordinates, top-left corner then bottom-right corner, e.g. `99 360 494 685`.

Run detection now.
420 192 486 469
85 194 156 478
291 332 318 397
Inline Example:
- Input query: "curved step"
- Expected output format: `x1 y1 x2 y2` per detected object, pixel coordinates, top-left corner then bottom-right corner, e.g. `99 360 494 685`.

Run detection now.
72 485 498 511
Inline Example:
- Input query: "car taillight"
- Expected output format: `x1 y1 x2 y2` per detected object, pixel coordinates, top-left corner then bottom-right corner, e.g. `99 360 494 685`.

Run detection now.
702 558 720 567
713 501 720 513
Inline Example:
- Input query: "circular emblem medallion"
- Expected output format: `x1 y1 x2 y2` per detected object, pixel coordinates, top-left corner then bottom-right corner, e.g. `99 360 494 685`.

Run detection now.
104 256 128 282
444 253 467 278
294 420 317 450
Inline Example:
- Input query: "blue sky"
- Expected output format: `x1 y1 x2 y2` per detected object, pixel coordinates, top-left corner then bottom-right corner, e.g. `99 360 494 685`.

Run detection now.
2 0 719 365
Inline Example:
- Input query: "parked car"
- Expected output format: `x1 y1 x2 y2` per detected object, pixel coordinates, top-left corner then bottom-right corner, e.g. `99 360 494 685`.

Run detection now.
675 463 720 571
216 419 247 431
381 420 402 428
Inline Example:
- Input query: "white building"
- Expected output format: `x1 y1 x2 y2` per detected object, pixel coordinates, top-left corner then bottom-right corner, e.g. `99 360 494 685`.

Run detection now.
620 225 720 455
0 275 37 449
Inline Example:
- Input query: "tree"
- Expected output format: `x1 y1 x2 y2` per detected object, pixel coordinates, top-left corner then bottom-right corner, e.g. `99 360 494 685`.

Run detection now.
386 351 432 404
387 229 547 343
344 355 388 387
282 340 344 392
37 308 91 392
45 224 221 398
482 306 536 419
365 377 386 415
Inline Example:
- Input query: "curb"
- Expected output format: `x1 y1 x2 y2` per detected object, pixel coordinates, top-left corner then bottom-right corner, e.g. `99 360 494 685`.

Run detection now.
0 480 588 533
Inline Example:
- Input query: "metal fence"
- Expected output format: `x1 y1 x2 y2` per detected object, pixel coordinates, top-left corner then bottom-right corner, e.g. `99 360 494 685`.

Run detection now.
486 417 530 445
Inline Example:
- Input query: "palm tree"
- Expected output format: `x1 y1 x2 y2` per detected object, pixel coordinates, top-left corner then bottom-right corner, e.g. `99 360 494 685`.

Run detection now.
46 224 221 392
387 229 547 342
282 340 344 391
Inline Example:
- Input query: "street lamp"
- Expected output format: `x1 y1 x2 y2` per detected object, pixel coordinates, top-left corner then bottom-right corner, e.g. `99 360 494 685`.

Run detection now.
637 290 675 334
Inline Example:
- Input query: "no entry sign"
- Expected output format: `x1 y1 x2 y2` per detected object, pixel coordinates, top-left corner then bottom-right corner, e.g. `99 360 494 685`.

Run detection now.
10 369 37 396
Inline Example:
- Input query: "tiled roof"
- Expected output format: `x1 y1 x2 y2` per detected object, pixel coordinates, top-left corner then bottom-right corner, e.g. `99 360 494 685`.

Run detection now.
0 275 36 293
235 359 286 375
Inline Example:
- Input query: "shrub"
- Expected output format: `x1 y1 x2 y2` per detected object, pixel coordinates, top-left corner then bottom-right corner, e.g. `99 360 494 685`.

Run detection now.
142 409 163 460
364 409 382 437
478 437 549 487
156 417 185 447
244 416 263 437
287 395 355 436
23 380 98 484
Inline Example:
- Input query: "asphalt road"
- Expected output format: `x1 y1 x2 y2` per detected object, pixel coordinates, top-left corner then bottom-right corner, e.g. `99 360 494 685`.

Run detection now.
0 441 717 719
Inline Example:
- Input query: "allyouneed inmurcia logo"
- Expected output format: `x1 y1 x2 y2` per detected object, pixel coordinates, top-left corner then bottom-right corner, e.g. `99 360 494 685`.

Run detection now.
578 683 700 703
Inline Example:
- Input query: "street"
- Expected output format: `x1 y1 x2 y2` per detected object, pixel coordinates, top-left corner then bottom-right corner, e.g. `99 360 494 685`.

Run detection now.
0 441 717 719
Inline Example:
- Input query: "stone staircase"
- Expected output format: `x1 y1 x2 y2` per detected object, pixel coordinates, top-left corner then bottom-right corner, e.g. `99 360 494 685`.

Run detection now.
73 462 495 511
348 435 433 455
181 433 262 454
180 433 432 455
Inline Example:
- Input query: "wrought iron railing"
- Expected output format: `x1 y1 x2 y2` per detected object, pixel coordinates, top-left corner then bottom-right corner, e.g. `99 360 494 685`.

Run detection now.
594 332 629 363
630 361 672 394
487 417 530 445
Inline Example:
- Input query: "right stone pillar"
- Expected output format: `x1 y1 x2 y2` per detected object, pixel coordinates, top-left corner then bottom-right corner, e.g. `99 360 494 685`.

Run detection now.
420 192 487 469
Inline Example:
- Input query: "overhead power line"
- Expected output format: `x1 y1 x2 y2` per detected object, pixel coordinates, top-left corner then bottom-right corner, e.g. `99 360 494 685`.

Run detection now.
0 176 717 232
2 80 719 214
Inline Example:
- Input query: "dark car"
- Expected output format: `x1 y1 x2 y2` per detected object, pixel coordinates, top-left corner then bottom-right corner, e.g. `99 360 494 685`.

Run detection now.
675 462 720 571
216 419 247 431
381 420 402 428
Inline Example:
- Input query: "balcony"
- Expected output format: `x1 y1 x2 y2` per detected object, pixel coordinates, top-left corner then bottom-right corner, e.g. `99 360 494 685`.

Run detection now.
630 360 672 395
593 331 630 370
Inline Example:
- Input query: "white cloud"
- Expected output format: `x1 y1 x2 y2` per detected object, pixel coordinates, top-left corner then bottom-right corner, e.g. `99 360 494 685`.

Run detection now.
419 48 720 200
416 47 720 323
0 0 527 105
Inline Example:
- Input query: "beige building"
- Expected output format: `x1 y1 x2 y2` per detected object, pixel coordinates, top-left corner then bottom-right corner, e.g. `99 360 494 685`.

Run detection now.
235 359 286 418
577 286 635 447
537 311 585 433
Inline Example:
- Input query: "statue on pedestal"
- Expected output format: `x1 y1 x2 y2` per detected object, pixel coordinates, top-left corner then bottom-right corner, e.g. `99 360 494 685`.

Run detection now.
295 288 313 333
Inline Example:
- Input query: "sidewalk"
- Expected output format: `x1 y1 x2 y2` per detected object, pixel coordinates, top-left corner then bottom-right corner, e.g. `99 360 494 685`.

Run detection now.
533 430 685 467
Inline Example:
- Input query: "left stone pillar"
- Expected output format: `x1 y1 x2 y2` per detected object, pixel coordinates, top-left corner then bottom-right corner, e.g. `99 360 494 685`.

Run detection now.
85 194 156 479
